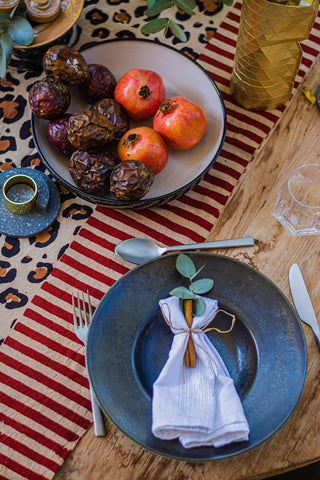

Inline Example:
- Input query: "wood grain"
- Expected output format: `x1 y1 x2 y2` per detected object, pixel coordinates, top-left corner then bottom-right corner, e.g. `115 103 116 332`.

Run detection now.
53 56 320 480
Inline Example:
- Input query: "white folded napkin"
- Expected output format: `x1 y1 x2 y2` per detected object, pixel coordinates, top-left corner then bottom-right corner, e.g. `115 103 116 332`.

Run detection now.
152 296 250 449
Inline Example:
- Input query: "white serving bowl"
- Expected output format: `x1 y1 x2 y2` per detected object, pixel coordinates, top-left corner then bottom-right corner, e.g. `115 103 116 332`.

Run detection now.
31 39 226 209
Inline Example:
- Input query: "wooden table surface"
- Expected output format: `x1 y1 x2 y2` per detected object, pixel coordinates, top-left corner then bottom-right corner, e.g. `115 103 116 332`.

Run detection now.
53 56 320 480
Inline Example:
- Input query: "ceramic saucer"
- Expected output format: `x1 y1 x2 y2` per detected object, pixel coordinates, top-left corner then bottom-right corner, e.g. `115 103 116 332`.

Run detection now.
0 168 60 238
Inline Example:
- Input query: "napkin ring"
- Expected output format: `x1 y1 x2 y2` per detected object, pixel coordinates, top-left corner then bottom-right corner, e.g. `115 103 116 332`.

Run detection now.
160 303 236 383
3 174 38 215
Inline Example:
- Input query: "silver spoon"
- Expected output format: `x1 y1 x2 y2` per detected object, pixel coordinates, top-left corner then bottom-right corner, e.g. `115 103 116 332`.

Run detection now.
115 236 255 264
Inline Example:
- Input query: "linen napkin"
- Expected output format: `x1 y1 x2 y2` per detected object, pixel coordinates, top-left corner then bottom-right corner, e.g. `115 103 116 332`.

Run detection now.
152 296 250 448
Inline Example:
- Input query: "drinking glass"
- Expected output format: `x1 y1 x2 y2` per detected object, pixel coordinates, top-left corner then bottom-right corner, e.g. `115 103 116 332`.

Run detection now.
272 164 320 236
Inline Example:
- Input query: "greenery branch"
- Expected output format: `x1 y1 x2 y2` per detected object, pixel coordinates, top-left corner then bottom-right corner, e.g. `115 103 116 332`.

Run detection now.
0 1 34 78
169 253 214 316
167 254 214 367
141 0 234 42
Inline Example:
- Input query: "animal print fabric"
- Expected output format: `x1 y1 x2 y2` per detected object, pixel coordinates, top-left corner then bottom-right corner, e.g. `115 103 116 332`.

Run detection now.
0 0 227 342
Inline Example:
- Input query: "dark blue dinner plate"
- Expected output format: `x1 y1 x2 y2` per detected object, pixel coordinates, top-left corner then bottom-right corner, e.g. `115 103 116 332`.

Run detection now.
86 253 307 461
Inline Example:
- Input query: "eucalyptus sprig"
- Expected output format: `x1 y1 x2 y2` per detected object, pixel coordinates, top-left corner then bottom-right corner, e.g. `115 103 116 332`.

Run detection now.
169 253 214 316
141 0 234 42
0 2 34 78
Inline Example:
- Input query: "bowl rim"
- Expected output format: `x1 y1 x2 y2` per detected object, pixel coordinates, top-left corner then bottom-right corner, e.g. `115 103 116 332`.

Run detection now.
31 38 227 207
14 0 84 49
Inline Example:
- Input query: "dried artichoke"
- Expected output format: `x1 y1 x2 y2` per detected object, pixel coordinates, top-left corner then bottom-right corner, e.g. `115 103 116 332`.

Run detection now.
69 150 118 196
67 109 114 151
110 160 154 201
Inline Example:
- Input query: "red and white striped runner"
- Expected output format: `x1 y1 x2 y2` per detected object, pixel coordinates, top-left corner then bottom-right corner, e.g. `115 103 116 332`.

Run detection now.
1 4 320 479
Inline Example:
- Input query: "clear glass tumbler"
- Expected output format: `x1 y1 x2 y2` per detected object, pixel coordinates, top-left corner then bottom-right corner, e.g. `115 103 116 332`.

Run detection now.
272 164 320 236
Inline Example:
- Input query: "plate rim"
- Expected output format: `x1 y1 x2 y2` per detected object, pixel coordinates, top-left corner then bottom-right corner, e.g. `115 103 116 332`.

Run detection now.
86 252 307 461
31 38 227 207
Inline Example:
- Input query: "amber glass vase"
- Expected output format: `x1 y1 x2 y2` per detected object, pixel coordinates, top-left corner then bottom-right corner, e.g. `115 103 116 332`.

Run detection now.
230 0 319 111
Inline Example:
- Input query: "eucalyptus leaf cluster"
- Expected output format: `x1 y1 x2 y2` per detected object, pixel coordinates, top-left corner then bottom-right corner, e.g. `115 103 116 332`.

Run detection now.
169 253 214 316
0 2 34 77
141 0 233 42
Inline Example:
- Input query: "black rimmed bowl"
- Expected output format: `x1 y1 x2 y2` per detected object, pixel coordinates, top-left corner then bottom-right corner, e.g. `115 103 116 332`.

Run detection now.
31 39 226 209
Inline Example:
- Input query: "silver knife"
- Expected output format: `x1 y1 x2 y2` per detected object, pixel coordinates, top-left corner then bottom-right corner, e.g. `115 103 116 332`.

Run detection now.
289 263 320 349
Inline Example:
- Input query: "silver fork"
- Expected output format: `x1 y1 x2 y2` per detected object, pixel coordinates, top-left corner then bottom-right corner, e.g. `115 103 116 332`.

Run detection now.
72 291 106 437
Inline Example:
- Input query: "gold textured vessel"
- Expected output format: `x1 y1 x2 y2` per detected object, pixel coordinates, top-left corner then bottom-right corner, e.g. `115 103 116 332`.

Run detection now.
0 0 20 13
25 0 61 23
230 0 319 111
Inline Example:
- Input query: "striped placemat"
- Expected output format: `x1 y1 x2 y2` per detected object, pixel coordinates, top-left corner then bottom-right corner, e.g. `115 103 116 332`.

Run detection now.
1 4 320 479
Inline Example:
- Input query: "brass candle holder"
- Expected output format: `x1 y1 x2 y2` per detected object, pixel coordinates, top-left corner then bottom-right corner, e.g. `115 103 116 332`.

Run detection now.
3 174 38 215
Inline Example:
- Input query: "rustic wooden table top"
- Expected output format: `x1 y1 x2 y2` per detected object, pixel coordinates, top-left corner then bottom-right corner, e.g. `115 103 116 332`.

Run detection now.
53 56 320 480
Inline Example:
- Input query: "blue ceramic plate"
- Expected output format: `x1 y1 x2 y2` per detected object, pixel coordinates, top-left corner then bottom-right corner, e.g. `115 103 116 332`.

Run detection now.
86 253 307 461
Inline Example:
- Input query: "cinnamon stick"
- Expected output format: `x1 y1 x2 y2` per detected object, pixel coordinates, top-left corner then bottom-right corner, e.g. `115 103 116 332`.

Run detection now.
183 299 196 367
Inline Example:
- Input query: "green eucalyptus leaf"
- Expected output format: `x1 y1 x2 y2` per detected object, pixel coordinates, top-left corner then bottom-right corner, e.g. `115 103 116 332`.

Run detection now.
190 278 214 295
145 0 172 16
0 33 13 67
141 17 168 34
0 21 9 34
7 15 33 46
147 0 157 7
0 13 10 22
10 1 26 17
173 0 196 16
168 19 187 42
220 0 233 5
176 254 196 278
193 297 206 316
189 264 206 282
0 41 6 78
179 0 196 8
169 286 194 299
179 297 184 315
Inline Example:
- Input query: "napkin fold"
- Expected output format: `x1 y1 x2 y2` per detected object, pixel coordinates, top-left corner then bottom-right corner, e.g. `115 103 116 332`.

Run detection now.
152 296 250 449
